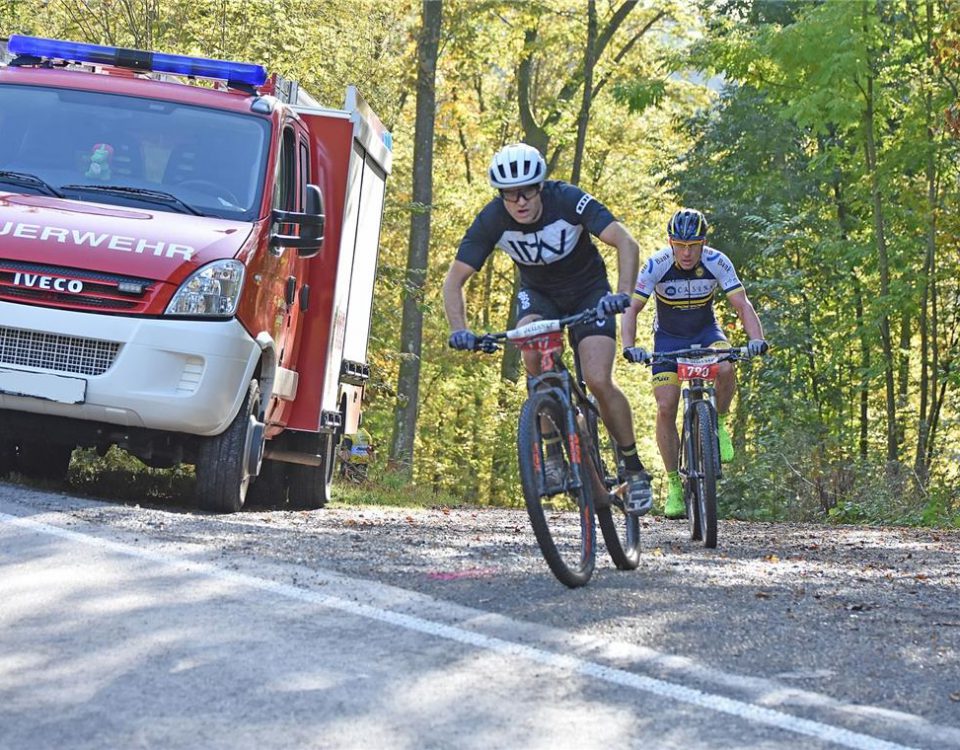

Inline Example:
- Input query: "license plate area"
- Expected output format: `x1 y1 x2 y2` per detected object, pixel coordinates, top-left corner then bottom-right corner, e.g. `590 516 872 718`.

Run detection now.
0 368 87 404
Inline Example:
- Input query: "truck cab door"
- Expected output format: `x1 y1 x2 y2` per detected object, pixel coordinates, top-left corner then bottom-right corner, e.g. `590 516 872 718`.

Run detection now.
263 121 311 428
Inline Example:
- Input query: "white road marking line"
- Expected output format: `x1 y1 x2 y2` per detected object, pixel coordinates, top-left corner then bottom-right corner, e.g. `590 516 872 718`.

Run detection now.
1 511 919 750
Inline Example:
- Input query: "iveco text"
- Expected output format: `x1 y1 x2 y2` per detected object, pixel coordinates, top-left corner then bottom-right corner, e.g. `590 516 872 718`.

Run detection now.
12 273 83 293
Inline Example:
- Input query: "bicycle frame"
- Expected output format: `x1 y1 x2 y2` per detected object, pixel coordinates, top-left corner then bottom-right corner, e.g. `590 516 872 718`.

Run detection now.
522 331 605 501
478 311 622 506
470 308 641 585
645 347 744 487
679 373 721 484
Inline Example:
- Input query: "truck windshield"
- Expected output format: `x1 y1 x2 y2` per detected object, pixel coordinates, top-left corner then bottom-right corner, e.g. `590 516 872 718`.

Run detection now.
0 84 270 221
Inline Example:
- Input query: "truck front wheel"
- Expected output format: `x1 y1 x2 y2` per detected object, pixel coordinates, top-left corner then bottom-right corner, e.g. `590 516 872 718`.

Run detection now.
195 379 263 513
286 431 335 509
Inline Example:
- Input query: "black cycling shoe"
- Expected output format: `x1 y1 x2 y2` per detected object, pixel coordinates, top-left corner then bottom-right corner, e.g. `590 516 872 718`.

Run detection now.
624 471 653 516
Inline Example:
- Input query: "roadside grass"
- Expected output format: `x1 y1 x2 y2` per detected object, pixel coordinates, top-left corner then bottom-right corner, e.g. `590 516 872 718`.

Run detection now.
329 465 467 510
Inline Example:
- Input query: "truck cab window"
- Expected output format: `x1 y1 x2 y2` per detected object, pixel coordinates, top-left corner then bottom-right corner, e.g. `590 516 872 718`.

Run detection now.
274 126 298 213
0 84 270 220
299 138 310 205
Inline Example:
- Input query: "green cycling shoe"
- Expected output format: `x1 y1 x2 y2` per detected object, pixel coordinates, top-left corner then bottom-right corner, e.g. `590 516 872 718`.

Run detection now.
717 415 734 463
664 474 686 519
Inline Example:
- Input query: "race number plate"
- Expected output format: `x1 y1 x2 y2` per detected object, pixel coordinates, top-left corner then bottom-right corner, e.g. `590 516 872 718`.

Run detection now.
676 361 719 381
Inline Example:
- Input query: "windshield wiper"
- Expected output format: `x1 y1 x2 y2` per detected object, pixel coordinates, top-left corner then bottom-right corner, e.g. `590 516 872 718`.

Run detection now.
59 184 204 216
0 170 65 198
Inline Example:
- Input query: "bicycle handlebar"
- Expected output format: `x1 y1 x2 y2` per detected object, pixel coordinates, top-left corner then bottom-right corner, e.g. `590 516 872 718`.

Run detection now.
631 346 759 366
472 307 605 353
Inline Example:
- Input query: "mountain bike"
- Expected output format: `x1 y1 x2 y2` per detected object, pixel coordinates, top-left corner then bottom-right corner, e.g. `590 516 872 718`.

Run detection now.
632 346 761 548
473 308 641 588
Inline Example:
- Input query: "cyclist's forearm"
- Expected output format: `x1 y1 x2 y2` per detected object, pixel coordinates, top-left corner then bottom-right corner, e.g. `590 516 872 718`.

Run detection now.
444 292 468 331
738 300 764 341
621 300 645 348
599 222 639 295
443 261 475 330
615 239 639 295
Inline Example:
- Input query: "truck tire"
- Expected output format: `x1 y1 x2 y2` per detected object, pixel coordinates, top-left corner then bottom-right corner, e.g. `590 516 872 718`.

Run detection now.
286 431 335 509
195 379 262 513
15 441 74 481
246 458 286 509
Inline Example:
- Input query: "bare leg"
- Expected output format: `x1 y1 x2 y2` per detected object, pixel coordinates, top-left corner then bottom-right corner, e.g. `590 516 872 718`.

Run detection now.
715 361 735 414
577 335 635 446
517 313 544 377
654 384 681 472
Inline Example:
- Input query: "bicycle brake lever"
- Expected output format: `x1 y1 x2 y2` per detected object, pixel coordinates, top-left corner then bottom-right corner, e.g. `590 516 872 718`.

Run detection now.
477 337 499 354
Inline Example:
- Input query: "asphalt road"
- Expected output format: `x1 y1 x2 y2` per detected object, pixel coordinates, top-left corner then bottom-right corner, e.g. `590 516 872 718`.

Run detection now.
1 482 958 750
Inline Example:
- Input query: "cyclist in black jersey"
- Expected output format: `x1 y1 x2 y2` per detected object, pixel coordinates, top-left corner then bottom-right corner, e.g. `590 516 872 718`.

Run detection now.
621 208 767 519
443 143 653 514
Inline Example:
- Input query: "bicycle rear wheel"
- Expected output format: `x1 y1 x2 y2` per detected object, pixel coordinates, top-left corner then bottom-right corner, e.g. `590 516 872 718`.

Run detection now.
586 398 640 570
517 391 595 588
694 400 718 548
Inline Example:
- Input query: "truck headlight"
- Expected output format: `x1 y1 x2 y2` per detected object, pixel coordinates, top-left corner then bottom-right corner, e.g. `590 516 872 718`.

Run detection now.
165 260 245 317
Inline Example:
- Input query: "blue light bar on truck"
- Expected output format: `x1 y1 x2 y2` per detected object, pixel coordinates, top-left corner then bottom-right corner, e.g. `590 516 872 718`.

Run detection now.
7 35 267 86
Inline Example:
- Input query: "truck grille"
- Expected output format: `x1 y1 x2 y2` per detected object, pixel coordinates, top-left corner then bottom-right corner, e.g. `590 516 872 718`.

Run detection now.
0 326 120 376
0 261 153 312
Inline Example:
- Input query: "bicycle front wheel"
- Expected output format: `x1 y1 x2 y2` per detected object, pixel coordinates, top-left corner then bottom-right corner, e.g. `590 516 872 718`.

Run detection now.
586 398 640 570
517 391 596 588
680 417 701 541
694 400 718 548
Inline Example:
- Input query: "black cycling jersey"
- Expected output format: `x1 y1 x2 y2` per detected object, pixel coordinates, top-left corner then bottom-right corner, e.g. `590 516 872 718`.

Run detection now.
455 180 616 298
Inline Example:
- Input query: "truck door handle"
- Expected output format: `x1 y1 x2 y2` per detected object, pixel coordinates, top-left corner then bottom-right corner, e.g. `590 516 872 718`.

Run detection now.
299 284 310 312
285 276 297 306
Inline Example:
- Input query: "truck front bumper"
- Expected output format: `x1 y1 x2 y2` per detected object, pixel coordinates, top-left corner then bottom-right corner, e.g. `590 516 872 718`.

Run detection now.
0 302 260 436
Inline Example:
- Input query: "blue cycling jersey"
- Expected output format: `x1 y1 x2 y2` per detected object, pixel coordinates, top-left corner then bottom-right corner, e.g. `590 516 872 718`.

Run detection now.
633 246 744 336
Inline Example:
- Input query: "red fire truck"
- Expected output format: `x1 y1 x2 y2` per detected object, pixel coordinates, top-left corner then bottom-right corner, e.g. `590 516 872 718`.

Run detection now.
0 35 391 512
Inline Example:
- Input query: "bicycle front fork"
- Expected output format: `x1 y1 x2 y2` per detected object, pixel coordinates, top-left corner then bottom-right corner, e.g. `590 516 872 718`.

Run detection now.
680 382 715 480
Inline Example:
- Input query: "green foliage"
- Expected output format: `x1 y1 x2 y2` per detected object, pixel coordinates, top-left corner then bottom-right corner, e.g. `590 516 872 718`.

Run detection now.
612 78 667 113
674 0 960 527
6 0 960 528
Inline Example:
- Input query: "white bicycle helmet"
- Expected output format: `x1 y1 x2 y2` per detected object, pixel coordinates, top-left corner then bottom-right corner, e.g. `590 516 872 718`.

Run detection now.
488 143 546 188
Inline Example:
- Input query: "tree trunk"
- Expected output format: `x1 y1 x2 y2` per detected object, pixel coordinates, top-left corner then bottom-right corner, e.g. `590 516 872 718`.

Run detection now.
516 2 641 168
570 0 597 186
854 281 869 461
499 267 523 384
860 10 898 468
828 162 869 461
389 0 443 476
914 0 939 485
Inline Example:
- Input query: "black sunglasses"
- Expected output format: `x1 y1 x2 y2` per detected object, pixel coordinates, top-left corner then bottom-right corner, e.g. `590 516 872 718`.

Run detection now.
499 184 542 203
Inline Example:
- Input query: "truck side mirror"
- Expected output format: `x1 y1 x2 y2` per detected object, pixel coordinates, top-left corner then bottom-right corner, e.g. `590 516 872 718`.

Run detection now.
301 184 324 254
270 183 325 258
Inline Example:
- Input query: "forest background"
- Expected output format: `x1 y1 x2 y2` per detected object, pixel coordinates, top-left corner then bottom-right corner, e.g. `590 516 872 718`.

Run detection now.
1 0 958 526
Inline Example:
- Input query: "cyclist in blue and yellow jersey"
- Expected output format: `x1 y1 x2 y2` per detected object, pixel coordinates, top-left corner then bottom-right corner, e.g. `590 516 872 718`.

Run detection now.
338 424 374 482
621 208 767 519
443 143 654 515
